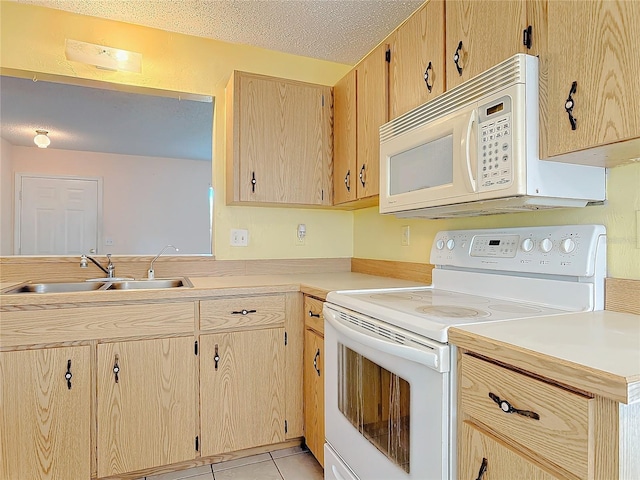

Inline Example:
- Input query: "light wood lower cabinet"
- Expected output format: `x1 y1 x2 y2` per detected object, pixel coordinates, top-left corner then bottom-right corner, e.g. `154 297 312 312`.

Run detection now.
96 337 197 477
0 346 92 480
303 295 324 466
460 421 560 480
199 328 285 456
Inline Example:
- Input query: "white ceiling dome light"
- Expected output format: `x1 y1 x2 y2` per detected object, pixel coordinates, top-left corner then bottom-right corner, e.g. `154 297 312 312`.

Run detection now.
34 130 50 148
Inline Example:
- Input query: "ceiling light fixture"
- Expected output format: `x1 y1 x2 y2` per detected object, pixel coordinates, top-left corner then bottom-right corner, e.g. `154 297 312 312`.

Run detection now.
34 130 50 149
65 39 142 73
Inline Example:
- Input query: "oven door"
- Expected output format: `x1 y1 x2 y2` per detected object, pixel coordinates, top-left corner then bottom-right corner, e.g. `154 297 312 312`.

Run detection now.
324 304 450 480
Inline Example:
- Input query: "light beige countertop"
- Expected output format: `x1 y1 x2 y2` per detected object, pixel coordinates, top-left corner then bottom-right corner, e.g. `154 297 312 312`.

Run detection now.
450 310 640 405
0 272 425 308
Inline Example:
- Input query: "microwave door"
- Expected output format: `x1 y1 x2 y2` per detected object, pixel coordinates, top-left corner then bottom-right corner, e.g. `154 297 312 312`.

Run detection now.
379 107 479 214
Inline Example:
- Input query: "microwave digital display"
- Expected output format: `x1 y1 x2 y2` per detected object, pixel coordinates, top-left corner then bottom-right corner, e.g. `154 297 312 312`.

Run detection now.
489 240 500 246
486 103 504 116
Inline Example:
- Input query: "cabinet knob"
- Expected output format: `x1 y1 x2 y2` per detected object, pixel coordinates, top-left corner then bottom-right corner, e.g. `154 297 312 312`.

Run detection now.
344 170 351 192
214 344 220 370
453 41 463 76
564 81 578 130
113 355 120 384
474 458 488 480
424 61 433 93
308 310 321 318
359 164 366 188
251 171 257 193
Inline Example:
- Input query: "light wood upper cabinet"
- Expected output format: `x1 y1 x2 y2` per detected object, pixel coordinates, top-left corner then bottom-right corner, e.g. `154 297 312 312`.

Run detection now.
199 328 285 456
355 42 389 201
543 0 640 162
226 71 333 207
333 69 358 205
445 0 528 89
389 0 446 119
97 337 197 477
0 346 91 480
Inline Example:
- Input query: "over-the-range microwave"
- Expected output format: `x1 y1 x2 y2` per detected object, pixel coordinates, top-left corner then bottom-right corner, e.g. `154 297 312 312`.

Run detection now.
379 54 606 218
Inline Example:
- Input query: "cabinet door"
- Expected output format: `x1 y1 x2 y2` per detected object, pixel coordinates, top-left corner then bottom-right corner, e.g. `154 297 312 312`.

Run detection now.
333 69 358 205
356 42 389 199
304 328 325 467
97 337 196 477
445 0 527 89
544 0 640 158
459 421 561 480
229 72 332 206
200 328 285 456
0 346 91 480
389 0 446 119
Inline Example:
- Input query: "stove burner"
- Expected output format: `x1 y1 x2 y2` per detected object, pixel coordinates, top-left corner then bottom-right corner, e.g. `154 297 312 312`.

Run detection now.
416 305 490 318
489 304 543 314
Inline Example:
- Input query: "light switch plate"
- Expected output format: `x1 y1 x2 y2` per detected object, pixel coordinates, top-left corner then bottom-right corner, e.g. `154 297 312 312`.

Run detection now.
230 229 248 247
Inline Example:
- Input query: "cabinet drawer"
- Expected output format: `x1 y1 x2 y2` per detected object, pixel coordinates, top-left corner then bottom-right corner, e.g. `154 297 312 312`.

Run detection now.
460 354 593 478
200 294 285 331
304 296 324 334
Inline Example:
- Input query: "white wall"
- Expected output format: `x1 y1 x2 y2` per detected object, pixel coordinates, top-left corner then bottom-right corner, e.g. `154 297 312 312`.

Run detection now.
0 138 14 255
9 146 211 254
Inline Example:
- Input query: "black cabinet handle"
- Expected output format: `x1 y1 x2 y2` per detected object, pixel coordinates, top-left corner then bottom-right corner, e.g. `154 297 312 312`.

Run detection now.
231 309 256 315
453 41 463 76
113 355 120 384
308 310 320 318
214 344 220 370
564 81 578 130
424 61 433 92
313 349 321 377
359 164 366 188
488 392 540 420
344 170 351 192
251 171 257 193
475 458 488 480
65 359 73 390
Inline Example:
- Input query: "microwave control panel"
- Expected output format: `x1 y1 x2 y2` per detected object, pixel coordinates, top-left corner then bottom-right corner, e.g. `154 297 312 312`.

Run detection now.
478 95 512 190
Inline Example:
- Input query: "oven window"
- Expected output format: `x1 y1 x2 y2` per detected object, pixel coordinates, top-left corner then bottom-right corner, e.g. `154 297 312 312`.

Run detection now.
337 343 410 473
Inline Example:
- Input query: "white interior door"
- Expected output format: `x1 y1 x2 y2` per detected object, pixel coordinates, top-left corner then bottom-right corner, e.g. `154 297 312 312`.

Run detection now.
16 175 101 255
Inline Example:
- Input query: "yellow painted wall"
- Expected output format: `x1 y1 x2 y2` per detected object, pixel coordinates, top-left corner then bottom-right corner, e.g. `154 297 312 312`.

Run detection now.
354 161 640 279
0 1 353 260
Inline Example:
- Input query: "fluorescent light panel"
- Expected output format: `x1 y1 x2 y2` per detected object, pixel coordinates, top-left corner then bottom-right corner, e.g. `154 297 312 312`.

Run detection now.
65 39 142 73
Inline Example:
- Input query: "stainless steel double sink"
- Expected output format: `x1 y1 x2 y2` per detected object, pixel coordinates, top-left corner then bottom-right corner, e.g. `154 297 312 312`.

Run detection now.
4 278 193 294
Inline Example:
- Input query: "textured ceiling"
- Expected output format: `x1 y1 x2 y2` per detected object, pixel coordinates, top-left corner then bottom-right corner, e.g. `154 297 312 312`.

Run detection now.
15 0 423 65
0 75 214 161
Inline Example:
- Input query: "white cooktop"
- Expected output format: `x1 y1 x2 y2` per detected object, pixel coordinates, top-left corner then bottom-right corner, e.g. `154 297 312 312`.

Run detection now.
326 286 574 343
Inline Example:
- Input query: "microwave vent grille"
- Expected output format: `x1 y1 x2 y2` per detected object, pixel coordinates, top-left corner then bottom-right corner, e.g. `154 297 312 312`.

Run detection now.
380 54 533 142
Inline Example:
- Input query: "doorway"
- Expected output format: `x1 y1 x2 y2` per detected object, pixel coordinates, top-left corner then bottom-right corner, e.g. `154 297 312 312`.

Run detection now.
15 174 102 255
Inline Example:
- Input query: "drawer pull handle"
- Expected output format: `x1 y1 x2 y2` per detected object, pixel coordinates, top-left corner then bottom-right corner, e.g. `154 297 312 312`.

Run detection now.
308 310 320 318
113 355 120 384
564 81 578 130
489 392 540 420
214 344 220 370
231 309 256 315
453 41 463 76
475 457 488 480
65 359 73 390
313 348 321 377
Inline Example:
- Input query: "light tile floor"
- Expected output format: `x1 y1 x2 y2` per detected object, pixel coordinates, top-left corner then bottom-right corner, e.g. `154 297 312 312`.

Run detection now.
143 446 323 480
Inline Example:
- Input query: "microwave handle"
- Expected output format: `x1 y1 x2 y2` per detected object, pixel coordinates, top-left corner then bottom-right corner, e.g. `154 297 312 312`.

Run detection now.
325 309 441 371
463 109 478 192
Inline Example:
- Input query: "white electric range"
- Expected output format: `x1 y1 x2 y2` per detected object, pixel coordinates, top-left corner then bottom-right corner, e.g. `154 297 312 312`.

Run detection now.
323 225 606 480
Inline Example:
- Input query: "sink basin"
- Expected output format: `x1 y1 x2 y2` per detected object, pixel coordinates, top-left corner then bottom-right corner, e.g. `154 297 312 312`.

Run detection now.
107 278 193 290
5 281 109 294
2 277 192 294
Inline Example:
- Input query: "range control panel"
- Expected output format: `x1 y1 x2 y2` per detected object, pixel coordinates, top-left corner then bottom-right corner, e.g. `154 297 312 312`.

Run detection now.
430 225 606 277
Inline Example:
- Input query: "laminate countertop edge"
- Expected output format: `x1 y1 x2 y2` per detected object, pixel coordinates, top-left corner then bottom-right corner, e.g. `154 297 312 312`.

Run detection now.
449 310 640 405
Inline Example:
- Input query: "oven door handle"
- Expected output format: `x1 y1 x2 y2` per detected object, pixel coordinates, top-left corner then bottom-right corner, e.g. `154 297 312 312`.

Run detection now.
325 312 441 370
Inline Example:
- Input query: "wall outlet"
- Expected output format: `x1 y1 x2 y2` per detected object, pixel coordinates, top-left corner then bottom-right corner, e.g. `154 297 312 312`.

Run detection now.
104 237 114 246
295 224 306 246
230 229 248 247
401 225 410 246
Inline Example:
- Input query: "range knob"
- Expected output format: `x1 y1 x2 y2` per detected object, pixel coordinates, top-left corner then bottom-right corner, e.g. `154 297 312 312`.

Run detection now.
521 238 534 252
560 238 576 254
436 239 445 250
446 239 456 250
540 238 553 253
